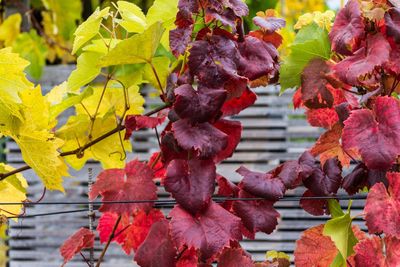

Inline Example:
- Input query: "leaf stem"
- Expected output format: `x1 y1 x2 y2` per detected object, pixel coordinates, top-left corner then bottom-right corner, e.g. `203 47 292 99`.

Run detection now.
95 215 122 267
0 103 171 182
149 62 165 95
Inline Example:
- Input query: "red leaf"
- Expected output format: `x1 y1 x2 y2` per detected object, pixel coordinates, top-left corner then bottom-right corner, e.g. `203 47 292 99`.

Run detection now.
300 189 328 216
306 108 339 129
165 159 216 214
217 247 253 267
232 190 280 238
134 220 177 267
60 228 94 266
365 172 400 237
329 0 365 55
173 84 226 123
172 119 228 158
301 58 334 109
333 33 390 87
294 224 338 266
221 88 257 117
217 175 239 197
237 166 285 201
385 7 400 44
354 236 400 266
311 123 353 167
176 248 199 267
252 13 285 33
89 160 157 214
97 210 164 254
169 202 242 260
249 30 283 48
342 96 400 170
148 152 166 179
213 119 242 163
237 36 279 81
124 114 166 139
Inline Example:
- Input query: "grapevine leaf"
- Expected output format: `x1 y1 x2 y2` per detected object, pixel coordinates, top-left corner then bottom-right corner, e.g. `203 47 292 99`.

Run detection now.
311 123 352 168
213 119 242 163
67 52 102 91
364 172 400 237
0 163 27 218
12 30 47 80
279 24 331 91
143 56 171 91
217 247 253 267
165 159 216 214
342 163 369 195
300 190 328 216
342 96 400 170
170 27 192 57
232 190 280 237
134 220 177 267
252 13 285 33
300 58 334 109
173 84 227 123
323 205 358 261
329 0 365 55
124 114 166 140
333 33 390 87
385 7 400 44
306 108 339 129
302 158 342 196
172 119 228 158
59 228 94 267
99 22 164 66
294 225 339 266
237 36 279 81
176 248 198 267
117 1 147 33
89 159 157 214
169 201 242 260
221 88 257 117
0 13 21 47
97 210 164 254
354 236 400 266
224 0 249 17
237 166 285 201
72 7 110 54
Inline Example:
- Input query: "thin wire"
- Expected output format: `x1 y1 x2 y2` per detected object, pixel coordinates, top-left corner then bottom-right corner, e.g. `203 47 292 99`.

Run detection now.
0 195 368 207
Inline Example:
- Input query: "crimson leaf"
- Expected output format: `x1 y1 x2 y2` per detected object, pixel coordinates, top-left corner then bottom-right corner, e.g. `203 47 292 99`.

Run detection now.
213 119 242 163
164 158 216 214
124 114 166 139
342 96 400 170
354 236 400 266
217 247 253 267
60 228 94 267
385 8 400 43
221 88 257 117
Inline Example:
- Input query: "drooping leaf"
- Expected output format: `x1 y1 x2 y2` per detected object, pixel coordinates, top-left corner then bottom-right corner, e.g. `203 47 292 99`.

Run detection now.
170 27 192 57
169 202 242 260
89 159 157 214
364 172 400 237
124 114 166 140
165 159 216 214
217 247 253 267
213 119 242 163
232 190 280 238
329 0 365 55
252 11 285 33
221 88 257 117
134 220 177 267
342 96 400 170
59 228 94 267
172 119 227 158
385 7 400 44
172 84 226 123
72 7 110 54
333 33 390 87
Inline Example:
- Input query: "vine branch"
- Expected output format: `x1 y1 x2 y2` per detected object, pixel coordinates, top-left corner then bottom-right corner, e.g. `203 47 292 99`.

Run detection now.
0 103 170 182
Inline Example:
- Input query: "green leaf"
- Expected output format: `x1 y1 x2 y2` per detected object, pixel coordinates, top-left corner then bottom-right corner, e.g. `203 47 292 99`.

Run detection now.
329 253 346 267
49 87 94 121
279 23 331 92
328 199 345 218
72 7 110 54
12 30 48 80
146 0 178 48
117 1 147 33
67 52 102 91
143 56 170 91
323 202 357 263
99 22 165 67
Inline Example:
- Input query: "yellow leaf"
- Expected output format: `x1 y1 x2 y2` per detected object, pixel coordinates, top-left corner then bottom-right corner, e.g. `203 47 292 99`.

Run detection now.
57 114 132 170
117 1 147 33
0 163 27 218
16 132 68 191
72 7 110 55
19 86 51 132
0 13 21 47
82 38 120 54
99 22 164 66
143 56 170 91
67 51 102 91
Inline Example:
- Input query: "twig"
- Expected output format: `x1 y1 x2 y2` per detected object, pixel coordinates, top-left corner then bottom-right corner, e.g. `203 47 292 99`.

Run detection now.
95 215 122 267
0 103 171 182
